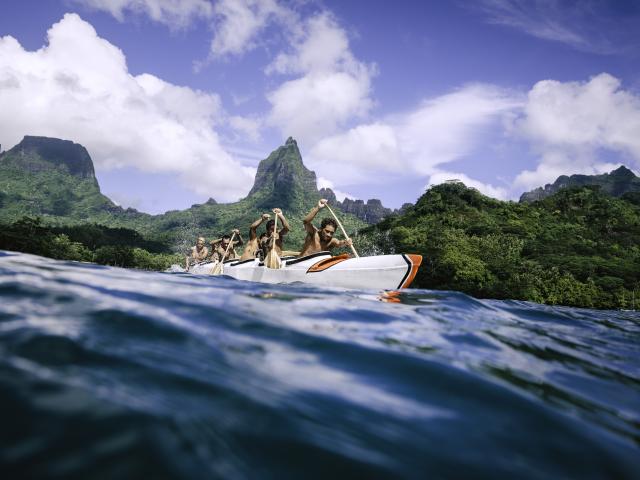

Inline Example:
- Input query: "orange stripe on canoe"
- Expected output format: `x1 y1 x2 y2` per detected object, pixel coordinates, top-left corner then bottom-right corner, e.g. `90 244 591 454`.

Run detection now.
401 254 422 289
307 254 350 273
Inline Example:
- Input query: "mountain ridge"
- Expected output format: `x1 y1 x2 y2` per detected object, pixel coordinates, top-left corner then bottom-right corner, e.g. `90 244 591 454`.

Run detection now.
0 135 382 250
520 166 640 202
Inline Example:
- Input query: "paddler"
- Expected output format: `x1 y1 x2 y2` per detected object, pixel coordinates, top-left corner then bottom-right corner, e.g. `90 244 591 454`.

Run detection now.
240 213 271 261
259 208 290 259
186 236 209 270
298 199 352 257
256 233 269 260
211 229 244 262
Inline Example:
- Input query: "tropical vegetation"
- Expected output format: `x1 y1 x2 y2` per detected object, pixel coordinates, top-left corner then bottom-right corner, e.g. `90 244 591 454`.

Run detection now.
361 183 640 309
0 217 182 270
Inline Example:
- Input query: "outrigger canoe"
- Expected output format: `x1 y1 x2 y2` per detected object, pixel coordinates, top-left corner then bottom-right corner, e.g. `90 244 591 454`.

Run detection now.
186 251 422 290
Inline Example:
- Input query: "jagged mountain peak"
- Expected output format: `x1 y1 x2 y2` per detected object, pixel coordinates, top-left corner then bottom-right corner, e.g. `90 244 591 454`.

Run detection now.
246 137 318 208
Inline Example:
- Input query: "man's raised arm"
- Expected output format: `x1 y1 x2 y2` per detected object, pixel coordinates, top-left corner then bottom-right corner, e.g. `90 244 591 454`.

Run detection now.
303 199 327 234
248 214 270 241
273 208 290 236
232 229 244 246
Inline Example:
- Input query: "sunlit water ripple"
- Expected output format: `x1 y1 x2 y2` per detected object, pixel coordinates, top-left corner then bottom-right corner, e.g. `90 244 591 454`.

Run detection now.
0 250 639 478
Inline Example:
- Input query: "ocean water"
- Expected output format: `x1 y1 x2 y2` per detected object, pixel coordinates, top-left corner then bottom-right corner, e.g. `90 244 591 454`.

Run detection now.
0 250 638 479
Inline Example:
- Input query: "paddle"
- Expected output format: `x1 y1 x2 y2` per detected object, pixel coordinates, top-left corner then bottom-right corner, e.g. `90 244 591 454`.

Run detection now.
210 232 236 275
325 203 359 258
264 210 282 269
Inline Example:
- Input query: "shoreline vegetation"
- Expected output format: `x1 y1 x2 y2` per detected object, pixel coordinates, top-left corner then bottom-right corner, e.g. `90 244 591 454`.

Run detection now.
358 183 640 310
1 183 639 310
0 217 182 271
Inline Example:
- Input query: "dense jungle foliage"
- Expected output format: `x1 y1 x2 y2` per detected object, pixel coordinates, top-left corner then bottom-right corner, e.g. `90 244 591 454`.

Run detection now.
0 217 182 270
361 183 640 309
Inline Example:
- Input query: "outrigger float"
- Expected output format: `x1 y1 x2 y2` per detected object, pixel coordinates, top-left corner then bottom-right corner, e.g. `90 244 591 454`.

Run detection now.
185 251 422 290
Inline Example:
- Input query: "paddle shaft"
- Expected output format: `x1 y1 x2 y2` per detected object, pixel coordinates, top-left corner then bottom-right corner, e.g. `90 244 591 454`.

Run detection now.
210 232 236 274
325 204 359 258
264 211 282 269
220 232 237 263
271 213 278 255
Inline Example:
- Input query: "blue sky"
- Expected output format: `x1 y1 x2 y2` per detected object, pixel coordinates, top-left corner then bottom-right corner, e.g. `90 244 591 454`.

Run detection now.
1 0 639 213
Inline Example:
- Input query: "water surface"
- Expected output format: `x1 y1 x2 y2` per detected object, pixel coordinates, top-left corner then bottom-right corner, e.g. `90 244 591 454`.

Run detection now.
0 251 638 478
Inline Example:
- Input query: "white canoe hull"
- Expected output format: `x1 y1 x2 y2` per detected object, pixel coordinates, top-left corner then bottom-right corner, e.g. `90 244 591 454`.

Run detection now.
187 252 422 290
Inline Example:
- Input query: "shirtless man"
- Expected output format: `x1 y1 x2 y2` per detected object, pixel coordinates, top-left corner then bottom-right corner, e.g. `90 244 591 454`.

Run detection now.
240 213 271 261
256 233 268 260
260 208 290 259
186 236 209 269
211 229 244 262
298 199 353 257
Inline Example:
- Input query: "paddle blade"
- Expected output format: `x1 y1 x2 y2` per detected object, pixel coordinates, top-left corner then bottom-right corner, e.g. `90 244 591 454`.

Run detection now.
209 261 223 275
264 251 282 269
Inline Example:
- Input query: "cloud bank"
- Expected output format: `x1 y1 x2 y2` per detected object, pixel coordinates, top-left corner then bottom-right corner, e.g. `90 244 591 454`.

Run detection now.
305 73 640 199
265 12 376 146
305 84 522 198
4 6 640 206
0 13 254 201
514 73 640 189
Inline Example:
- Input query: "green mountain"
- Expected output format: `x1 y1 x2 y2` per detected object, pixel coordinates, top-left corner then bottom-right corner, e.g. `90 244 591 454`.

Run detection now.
0 135 367 252
248 137 319 209
0 136 137 221
519 166 640 202
365 182 640 309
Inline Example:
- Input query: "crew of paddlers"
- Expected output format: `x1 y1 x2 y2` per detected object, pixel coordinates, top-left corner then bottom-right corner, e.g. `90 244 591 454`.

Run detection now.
185 199 353 270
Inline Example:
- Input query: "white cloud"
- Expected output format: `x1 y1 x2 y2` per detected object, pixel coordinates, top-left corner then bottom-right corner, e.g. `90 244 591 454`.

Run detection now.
305 84 522 189
73 0 213 29
209 0 289 57
228 115 263 142
266 12 376 145
517 73 640 156
0 13 254 201
396 84 523 175
267 71 374 146
266 11 355 76
308 123 401 185
513 73 640 190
